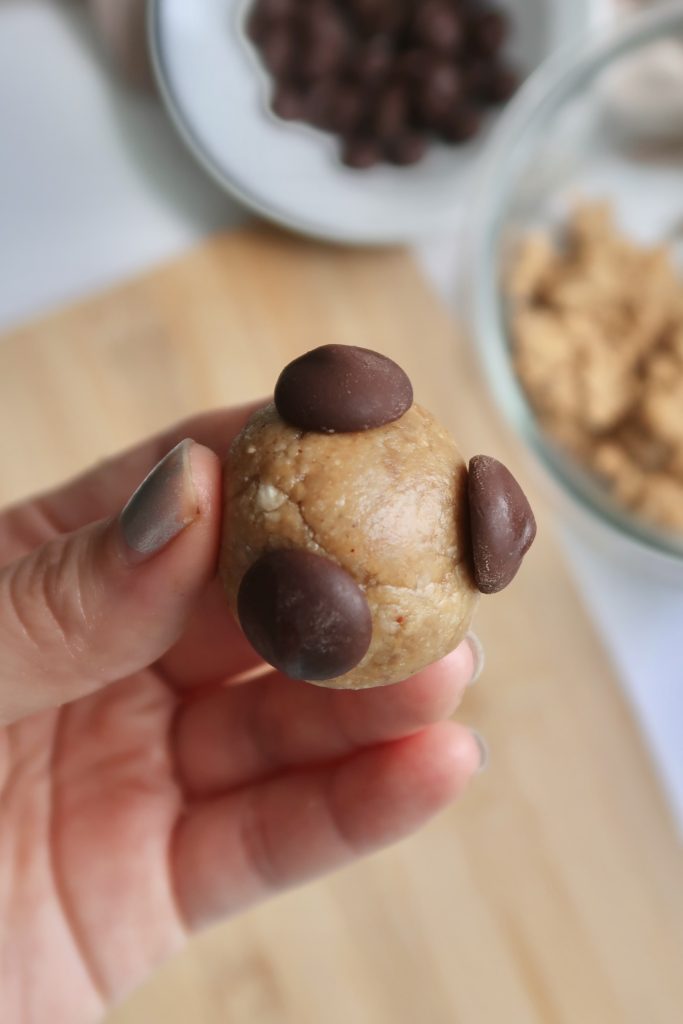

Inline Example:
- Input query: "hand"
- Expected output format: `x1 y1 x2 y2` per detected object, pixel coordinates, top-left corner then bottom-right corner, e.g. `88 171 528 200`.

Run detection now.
0 407 482 1023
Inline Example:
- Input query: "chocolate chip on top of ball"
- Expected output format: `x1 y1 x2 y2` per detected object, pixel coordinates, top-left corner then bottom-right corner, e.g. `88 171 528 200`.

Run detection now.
245 0 521 170
220 345 536 689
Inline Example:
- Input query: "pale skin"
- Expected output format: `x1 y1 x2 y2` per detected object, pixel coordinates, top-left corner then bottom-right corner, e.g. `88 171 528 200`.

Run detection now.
0 407 481 1023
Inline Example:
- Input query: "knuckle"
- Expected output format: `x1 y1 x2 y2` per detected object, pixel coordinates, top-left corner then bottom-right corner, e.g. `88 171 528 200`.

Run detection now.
239 790 281 892
6 534 98 672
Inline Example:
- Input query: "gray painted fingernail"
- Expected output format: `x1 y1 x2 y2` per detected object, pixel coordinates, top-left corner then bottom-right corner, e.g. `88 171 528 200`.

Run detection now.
120 439 198 559
465 631 485 685
469 729 489 773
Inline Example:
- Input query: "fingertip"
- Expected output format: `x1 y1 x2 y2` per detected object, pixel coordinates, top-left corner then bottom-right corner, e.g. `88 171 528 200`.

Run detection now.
404 721 482 801
464 631 485 685
468 729 489 774
437 638 478 690
393 641 477 722
438 721 485 781
187 441 223 519
334 722 481 854
114 439 224 614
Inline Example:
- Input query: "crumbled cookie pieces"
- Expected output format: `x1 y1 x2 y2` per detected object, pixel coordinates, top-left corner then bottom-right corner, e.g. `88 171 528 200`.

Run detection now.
511 201 683 533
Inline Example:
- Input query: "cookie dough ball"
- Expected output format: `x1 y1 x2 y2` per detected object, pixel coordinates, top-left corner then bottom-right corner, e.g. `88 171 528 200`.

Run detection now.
220 345 535 689
220 347 478 689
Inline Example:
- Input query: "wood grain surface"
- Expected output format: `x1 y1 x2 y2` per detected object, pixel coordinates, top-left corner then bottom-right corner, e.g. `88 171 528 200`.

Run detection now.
1 228 681 1024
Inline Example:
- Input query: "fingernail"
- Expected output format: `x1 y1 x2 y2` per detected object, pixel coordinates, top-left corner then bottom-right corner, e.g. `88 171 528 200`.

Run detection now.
120 439 199 559
465 631 485 685
469 729 489 773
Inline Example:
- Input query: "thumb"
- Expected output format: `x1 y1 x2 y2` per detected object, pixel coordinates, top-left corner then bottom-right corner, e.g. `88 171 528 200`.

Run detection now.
0 440 221 725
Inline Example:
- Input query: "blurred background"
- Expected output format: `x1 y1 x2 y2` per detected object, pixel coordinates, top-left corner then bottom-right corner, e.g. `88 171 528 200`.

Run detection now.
1 1 682 1022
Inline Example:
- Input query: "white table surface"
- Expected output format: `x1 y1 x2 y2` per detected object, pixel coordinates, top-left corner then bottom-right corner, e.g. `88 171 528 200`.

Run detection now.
2 0 682 834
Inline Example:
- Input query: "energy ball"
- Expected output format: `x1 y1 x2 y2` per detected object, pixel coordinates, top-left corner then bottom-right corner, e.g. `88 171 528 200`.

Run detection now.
220 345 535 689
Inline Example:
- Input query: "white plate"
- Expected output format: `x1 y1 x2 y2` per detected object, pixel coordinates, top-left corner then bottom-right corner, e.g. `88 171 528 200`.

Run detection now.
149 0 591 244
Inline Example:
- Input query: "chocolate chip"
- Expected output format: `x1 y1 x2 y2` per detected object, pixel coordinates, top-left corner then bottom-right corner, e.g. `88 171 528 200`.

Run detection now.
385 132 429 166
272 84 308 121
341 136 382 169
440 105 482 144
275 344 413 432
469 9 509 57
247 0 297 42
306 81 336 129
349 0 406 35
483 64 520 104
461 58 489 98
260 29 295 77
237 549 372 681
250 0 519 169
247 9 269 45
397 49 434 85
255 0 298 20
353 39 393 84
326 85 365 134
299 7 348 79
416 63 462 127
468 455 536 594
306 5 346 41
298 45 344 80
374 82 409 140
412 2 463 54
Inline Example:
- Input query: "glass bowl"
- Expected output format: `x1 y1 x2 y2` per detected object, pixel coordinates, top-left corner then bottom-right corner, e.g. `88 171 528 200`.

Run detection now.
465 2 683 585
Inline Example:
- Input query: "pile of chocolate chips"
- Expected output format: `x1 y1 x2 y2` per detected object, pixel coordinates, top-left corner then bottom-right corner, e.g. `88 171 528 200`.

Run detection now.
246 0 519 169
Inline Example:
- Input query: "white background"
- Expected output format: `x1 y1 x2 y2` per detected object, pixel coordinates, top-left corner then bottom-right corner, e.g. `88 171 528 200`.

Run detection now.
1 0 681 833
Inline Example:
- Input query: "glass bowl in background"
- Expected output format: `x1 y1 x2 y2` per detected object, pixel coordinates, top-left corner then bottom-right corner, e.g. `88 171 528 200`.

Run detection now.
466 2 683 585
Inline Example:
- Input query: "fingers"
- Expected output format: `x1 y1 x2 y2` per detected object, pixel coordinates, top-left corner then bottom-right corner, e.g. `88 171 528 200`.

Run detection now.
173 721 481 929
156 576 261 691
0 404 262 561
0 440 227 724
174 641 478 797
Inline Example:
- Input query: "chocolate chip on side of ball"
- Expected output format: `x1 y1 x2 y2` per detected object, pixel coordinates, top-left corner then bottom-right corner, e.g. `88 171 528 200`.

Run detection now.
468 455 537 594
238 549 373 681
275 344 413 432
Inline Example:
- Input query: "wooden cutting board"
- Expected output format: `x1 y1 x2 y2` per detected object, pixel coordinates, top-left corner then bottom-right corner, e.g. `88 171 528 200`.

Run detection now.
1 228 681 1024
